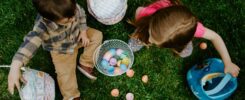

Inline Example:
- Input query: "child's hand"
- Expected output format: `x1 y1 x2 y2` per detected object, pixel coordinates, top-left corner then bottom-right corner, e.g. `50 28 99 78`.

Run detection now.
78 30 90 47
224 62 240 77
8 61 25 95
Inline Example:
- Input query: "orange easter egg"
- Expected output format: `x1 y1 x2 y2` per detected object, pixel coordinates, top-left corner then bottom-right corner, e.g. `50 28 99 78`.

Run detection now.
126 69 134 78
200 42 207 50
114 67 122 75
142 75 148 83
111 88 119 97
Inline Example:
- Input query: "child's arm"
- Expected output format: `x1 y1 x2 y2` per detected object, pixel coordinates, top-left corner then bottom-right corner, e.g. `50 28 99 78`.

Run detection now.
202 27 240 77
78 30 89 47
76 5 89 47
8 31 42 94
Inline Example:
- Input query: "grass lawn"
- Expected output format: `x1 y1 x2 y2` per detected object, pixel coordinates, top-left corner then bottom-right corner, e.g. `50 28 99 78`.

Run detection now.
0 0 244 99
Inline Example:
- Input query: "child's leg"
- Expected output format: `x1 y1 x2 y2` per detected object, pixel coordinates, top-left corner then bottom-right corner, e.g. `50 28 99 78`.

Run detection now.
79 28 102 68
50 50 80 100
78 28 102 79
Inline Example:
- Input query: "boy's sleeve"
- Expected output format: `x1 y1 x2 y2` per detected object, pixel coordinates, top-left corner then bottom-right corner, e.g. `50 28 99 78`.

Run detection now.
12 31 42 66
77 4 88 31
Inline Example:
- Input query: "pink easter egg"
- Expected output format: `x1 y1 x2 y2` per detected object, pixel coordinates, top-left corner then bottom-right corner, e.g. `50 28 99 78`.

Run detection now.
126 69 134 78
109 58 117 66
116 49 124 56
114 67 122 75
103 51 112 61
126 93 134 100
111 89 119 97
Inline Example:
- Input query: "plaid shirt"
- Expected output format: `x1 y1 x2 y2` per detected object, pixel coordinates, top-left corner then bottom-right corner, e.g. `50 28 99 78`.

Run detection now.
13 4 87 65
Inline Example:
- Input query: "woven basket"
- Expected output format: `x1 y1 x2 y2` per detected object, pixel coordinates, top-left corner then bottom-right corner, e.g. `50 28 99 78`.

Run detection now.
19 68 55 100
87 0 128 25
93 39 134 76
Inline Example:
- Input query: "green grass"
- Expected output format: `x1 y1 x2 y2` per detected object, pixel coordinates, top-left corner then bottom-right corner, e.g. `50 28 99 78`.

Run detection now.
0 0 244 99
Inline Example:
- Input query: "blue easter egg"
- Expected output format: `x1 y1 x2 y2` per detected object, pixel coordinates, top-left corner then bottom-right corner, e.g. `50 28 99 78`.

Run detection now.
101 60 109 68
120 64 128 72
107 66 115 74
109 48 116 56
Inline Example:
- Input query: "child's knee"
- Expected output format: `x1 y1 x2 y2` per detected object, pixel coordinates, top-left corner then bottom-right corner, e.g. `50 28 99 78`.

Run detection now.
88 28 103 42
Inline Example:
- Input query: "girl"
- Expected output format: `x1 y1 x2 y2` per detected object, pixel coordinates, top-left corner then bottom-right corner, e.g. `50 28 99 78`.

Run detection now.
128 0 240 77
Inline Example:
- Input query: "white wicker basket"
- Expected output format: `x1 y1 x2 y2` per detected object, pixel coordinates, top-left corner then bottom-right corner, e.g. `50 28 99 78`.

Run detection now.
87 0 128 25
19 68 55 100
0 65 55 100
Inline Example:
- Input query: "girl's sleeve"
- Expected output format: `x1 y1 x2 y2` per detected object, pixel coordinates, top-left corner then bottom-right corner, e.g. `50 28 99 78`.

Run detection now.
194 22 206 38
136 0 172 21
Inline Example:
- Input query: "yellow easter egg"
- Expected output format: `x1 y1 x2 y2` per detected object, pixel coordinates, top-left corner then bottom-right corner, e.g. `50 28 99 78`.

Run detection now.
122 58 130 66
117 60 122 67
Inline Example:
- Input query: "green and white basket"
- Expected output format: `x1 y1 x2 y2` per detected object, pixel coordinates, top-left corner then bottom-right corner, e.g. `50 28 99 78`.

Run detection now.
93 39 134 76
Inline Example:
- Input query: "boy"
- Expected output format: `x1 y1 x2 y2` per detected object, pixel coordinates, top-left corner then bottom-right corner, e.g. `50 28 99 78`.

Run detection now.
8 0 103 99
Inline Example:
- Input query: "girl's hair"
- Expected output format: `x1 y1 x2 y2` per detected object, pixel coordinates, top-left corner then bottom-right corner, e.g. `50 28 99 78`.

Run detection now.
131 1 198 52
130 0 182 44
149 6 197 52
32 0 76 22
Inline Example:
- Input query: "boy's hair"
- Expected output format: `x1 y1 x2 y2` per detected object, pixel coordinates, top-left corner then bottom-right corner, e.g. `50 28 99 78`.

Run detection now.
132 5 198 52
32 0 76 21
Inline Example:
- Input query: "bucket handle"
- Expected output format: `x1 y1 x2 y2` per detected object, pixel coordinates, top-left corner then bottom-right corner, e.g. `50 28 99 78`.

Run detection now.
205 73 232 95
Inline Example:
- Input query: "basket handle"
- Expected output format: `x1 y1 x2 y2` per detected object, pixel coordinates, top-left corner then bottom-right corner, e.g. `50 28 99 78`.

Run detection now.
0 65 26 71
205 73 233 95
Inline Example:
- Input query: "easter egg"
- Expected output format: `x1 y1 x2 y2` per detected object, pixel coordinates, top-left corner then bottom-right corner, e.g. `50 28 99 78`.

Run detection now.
120 54 127 59
126 93 134 100
111 89 119 97
200 42 207 50
101 60 109 68
120 64 127 72
114 67 122 75
117 60 122 67
116 49 124 55
109 48 116 56
122 57 130 66
107 66 115 74
126 69 134 78
109 58 117 66
103 52 113 61
142 75 148 83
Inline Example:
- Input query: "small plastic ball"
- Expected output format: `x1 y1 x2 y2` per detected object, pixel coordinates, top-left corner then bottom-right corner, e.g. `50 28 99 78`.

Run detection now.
126 69 134 78
142 75 148 83
114 67 122 75
120 64 127 72
116 49 124 55
103 52 113 61
109 58 117 66
111 89 119 97
126 93 134 100
109 48 116 56
122 57 130 66
200 42 207 50
101 59 109 69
